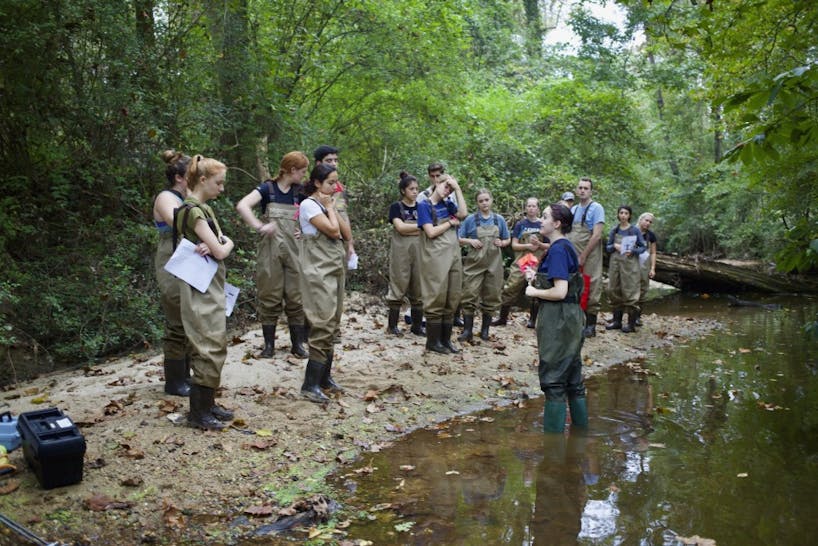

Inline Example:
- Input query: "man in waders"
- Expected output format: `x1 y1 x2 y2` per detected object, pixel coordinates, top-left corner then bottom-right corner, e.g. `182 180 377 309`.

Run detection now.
566 177 605 337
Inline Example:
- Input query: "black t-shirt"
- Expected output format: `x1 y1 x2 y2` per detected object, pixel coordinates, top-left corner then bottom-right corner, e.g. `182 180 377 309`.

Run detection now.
388 201 419 223
256 180 302 214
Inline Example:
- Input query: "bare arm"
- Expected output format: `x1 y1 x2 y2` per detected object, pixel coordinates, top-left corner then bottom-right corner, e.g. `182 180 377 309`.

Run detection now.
393 218 420 236
526 278 568 301
236 190 279 237
422 216 460 239
309 196 341 239
153 192 181 225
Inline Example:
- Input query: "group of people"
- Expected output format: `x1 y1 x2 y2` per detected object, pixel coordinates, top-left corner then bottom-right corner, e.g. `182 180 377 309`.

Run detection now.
153 148 657 435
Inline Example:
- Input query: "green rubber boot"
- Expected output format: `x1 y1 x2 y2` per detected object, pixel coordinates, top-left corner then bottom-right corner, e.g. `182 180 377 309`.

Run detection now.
568 397 589 428
543 400 567 434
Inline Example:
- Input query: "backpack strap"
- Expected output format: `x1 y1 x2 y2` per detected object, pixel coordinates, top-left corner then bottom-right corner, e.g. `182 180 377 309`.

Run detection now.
172 203 196 250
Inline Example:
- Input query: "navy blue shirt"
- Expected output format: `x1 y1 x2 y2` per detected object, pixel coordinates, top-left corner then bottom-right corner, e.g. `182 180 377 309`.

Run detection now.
417 199 458 227
255 180 302 213
512 218 542 240
537 238 579 282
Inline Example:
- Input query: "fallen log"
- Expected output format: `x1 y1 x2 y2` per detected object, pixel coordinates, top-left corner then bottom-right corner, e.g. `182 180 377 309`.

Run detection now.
651 252 818 294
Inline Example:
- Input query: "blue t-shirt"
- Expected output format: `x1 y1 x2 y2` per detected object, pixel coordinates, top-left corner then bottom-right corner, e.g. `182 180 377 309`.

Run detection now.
458 213 510 240
511 218 542 240
537 238 579 282
417 199 458 227
570 201 605 231
255 180 302 213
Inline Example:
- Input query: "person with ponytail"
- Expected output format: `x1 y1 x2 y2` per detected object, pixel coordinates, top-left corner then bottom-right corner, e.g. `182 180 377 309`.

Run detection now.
236 151 310 359
298 164 347 403
174 155 235 430
384 171 424 336
525 203 588 434
153 150 191 396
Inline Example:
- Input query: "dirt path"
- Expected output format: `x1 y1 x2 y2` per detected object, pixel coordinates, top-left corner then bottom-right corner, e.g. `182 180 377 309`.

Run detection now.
0 292 720 545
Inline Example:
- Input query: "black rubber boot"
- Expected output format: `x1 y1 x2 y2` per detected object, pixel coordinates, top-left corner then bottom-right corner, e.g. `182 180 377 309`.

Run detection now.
492 305 510 326
301 360 330 403
480 313 492 341
210 399 234 422
622 311 637 333
187 384 228 431
320 352 344 393
387 308 403 336
526 300 540 329
289 324 308 358
410 306 426 336
425 322 449 354
582 313 597 338
441 323 460 354
605 310 623 330
164 358 191 397
453 306 464 327
457 314 474 342
634 309 643 327
260 324 276 358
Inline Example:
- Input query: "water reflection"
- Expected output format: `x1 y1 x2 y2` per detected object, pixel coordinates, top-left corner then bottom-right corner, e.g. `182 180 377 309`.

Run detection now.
330 295 818 545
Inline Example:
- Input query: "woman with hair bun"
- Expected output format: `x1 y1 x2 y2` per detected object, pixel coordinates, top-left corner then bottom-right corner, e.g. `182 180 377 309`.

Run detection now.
298 163 347 403
174 155 235 430
153 150 191 396
236 151 310 359
384 171 424 336
525 203 587 433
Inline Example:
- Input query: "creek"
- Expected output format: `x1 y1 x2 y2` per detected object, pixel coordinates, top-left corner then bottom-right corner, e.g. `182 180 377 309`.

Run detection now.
329 293 818 545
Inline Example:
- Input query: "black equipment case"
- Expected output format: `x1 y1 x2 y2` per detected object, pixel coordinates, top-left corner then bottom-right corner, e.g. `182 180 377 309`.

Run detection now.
17 407 86 489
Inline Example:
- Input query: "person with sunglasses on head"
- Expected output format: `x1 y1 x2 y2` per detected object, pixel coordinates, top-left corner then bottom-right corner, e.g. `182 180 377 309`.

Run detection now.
636 212 657 326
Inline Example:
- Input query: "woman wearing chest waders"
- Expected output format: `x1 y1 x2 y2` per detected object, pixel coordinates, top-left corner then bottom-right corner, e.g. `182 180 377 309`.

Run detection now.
604 205 646 333
525 203 588 433
174 155 235 430
236 152 310 359
298 164 347 403
385 171 425 336
457 189 511 343
636 212 657 327
417 174 468 354
153 150 191 396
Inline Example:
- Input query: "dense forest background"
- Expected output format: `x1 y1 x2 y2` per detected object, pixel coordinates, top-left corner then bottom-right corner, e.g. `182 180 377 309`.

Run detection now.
1 0 816 373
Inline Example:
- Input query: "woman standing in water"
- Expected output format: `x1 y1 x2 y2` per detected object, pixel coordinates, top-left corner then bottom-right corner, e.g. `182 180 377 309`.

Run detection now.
153 150 191 396
526 203 587 433
385 171 425 336
174 155 235 430
236 151 309 359
298 164 348 402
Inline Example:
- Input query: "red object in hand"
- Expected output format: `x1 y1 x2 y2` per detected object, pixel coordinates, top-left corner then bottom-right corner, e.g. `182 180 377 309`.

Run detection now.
516 252 539 274
579 266 590 310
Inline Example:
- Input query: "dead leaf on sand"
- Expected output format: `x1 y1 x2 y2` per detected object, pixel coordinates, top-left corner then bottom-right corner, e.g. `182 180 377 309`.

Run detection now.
84 493 133 512
0 479 20 495
244 504 275 517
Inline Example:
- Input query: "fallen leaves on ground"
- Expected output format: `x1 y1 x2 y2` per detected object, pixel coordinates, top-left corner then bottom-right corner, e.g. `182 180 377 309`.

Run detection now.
84 493 133 512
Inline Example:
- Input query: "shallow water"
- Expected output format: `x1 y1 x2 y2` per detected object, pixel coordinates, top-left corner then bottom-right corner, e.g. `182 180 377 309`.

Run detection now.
330 294 818 545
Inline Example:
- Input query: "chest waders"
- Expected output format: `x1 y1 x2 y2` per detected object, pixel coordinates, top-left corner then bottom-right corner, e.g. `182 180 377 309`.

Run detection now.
257 196 307 358
535 270 588 433
494 228 545 327
420 212 462 354
459 219 503 342
386 210 423 336
155 191 191 397
605 230 642 333
299 214 346 403
174 200 233 430
567 205 603 336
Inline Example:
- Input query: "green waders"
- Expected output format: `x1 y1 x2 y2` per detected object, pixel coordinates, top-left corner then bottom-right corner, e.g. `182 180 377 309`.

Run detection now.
256 199 307 357
567 215 603 336
420 216 462 353
460 220 504 341
155 231 190 396
535 270 588 433
607 230 641 333
300 229 345 401
385 220 423 335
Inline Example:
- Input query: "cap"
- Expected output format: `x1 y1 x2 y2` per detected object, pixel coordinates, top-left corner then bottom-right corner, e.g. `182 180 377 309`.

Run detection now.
561 191 575 201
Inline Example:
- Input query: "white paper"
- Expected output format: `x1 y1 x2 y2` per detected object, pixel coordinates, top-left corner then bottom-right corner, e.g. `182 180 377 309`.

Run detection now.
347 252 359 270
639 251 650 267
620 235 637 255
225 282 239 317
164 238 218 293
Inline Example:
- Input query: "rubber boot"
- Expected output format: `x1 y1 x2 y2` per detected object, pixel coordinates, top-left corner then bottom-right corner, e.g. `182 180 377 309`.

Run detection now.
289 324 308 358
387 308 403 336
480 313 492 341
634 309 643 327
187 384 228 431
605 310 623 330
301 360 330 403
526 300 540 329
457 314 474 342
441 323 460 354
568 397 589 428
622 311 637 333
164 358 191 397
543 400 567 434
492 305 510 326
210 399 234 422
260 324 276 358
320 352 344 393
425 322 449 354
582 313 597 338
453 306 464 327
410 306 426 336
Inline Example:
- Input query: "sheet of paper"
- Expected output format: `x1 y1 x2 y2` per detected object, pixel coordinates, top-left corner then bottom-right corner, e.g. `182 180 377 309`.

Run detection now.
347 252 359 270
639 251 650 267
225 282 239 317
163 238 218 293
620 235 637 255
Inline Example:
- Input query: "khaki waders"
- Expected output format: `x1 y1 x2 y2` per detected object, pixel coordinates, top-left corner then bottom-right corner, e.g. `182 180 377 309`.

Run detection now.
420 221 462 323
460 220 504 316
566 220 603 316
607 231 642 314
500 230 545 307
155 233 187 360
300 231 346 365
386 225 422 309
